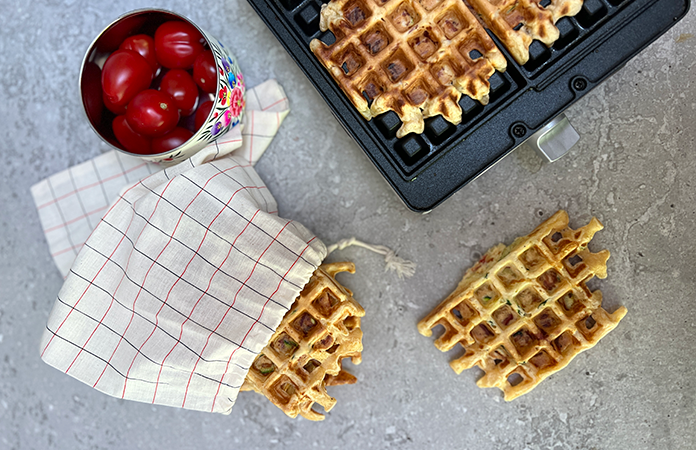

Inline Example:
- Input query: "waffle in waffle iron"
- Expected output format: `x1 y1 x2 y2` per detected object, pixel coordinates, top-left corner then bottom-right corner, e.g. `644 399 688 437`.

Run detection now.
467 0 584 64
310 0 508 138
311 0 585 137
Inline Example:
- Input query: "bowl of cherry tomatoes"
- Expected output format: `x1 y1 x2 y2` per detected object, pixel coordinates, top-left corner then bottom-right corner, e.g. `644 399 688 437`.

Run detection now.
80 9 245 164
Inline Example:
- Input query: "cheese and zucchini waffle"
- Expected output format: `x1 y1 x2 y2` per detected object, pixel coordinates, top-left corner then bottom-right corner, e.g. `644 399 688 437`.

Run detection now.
418 210 627 401
467 0 584 64
242 262 364 420
310 0 507 138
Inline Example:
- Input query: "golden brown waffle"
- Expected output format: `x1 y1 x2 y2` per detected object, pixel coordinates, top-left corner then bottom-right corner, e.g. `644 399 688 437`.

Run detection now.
467 0 584 64
310 0 507 138
242 262 364 420
418 210 627 401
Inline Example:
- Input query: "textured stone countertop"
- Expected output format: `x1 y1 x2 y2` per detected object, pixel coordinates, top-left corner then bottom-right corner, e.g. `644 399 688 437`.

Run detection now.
1 1 694 449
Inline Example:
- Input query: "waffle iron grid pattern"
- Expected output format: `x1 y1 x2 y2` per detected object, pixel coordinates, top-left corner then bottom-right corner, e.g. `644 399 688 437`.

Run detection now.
417 211 627 400
242 262 365 420
273 0 624 179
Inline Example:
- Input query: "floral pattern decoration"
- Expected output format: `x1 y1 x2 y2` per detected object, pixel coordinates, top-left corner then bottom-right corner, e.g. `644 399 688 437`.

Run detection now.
150 33 245 163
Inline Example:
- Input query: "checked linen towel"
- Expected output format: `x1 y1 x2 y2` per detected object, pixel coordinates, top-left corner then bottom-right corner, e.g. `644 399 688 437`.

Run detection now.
32 80 329 414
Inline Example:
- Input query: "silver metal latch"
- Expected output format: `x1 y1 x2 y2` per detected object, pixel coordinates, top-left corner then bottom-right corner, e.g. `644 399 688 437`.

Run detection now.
525 113 580 162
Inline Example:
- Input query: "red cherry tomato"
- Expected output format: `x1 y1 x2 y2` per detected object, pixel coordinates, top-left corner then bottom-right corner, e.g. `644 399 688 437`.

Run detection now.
154 21 204 69
119 34 160 74
102 49 153 108
113 115 152 154
194 100 214 130
193 50 217 93
126 89 180 137
151 127 193 154
103 91 127 115
159 69 198 116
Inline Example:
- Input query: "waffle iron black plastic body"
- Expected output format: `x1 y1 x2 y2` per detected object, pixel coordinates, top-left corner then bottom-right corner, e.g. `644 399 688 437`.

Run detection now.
248 0 690 211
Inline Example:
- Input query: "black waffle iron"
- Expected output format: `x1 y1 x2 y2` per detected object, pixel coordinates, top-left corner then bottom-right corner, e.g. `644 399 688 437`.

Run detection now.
248 0 690 211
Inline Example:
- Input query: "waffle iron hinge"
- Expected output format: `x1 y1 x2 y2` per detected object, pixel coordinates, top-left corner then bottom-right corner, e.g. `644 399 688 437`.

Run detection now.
523 113 580 163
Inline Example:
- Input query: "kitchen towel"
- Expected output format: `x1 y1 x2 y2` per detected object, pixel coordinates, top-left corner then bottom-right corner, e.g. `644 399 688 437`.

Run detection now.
32 79 329 414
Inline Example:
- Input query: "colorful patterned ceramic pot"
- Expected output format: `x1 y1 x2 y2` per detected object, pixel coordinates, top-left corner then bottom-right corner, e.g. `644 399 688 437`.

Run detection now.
79 9 245 164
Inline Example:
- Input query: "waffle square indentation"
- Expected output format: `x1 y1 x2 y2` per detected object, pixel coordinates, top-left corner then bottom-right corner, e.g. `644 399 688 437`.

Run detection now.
295 2 321 35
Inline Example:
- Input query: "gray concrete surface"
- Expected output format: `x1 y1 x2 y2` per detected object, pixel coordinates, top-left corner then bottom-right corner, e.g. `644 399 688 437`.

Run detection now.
1 0 695 449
